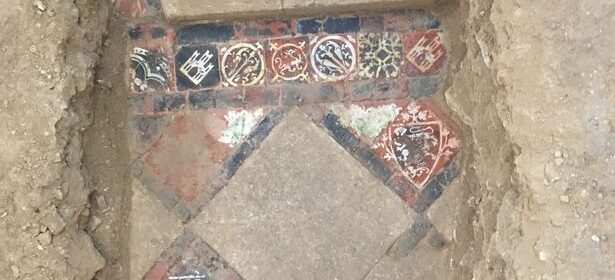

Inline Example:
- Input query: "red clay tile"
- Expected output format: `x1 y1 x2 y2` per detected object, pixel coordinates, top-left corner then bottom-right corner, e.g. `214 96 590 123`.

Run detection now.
266 37 311 84
235 20 296 40
402 30 447 76
372 100 460 190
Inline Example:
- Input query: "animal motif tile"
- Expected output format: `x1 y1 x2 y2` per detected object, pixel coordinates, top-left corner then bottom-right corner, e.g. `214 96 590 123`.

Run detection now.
267 37 310 83
358 32 403 79
220 42 266 87
372 101 459 189
175 45 220 90
403 30 446 75
310 35 357 82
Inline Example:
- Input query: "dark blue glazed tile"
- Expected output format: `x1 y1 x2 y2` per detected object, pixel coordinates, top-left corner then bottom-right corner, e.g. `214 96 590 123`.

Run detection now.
296 18 322 34
175 45 220 90
188 90 216 110
409 77 440 98
323 17 360 34
178 23 235 45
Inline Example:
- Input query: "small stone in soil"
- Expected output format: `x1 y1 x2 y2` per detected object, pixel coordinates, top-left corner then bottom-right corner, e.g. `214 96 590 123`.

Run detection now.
96 195 108 212
89 216 102 232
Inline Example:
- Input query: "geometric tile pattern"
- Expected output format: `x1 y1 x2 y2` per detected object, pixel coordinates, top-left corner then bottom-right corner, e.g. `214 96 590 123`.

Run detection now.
127 12 446 94
142 230 243 280
121 7 460 279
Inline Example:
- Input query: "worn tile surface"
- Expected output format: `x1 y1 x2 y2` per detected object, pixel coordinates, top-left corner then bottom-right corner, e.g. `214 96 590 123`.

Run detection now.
122 9 463 280
192 109 410 280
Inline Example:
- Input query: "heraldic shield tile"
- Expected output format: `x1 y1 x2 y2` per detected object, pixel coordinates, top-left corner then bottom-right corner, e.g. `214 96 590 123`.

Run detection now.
403 30 446 76
310 35 357 82
175 44 221 90
372 101 460 191
132 107 276 221
220 42 266 87
143 230 243 280
357 32 403 79
267 37 310 83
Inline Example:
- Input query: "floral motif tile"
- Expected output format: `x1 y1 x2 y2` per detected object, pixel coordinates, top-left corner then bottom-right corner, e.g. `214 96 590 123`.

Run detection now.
220 42 266 87
309 35 357 82
403 30 446 76
267 37 311 83
358 32 403 79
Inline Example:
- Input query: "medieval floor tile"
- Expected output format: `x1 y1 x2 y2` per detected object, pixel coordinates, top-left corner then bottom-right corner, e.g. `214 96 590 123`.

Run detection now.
296 18 324 34
177 23 235 45
403 30 447 76
357 32 403 79
346 78 408 102
234 20 295 40
132 108 274 221
266 37 311 84
191 109 409 280
372 101 460 191
323 16 360 34
409 76 441 97
130 179 183 280
219 41 266 87
309 34 358 82
143 230 243 280
129 23 176 93
175 44 221 90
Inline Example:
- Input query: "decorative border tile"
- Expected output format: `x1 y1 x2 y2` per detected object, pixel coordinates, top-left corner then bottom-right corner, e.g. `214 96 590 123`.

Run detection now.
403 30 446 76
220 42 266 87
309 35 357 82
267 37 311 83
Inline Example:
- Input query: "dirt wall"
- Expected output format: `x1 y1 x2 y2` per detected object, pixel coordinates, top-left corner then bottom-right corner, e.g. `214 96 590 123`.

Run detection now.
0 0 109 279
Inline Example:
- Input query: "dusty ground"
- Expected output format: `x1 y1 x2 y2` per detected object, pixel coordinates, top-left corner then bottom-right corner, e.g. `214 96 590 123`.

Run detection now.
0 0 613 279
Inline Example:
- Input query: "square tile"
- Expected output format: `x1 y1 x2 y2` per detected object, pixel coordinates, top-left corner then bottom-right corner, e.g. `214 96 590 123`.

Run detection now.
175 45 221 90
234 20 295 40
403 30 447 76
372 101 460 190
219 42 266 87
309 34 358 82
266 37 311 83
129 24 176 93
130 47 174 93
357 32 403 79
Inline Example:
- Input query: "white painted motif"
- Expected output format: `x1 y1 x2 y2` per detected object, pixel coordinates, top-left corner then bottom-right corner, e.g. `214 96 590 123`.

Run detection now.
270 41 309 82
130 47 170 91
179 50 216 85
358 32 402 78
221 43 265 87
407 34 445 73
310 35 357 81
219 109 264 147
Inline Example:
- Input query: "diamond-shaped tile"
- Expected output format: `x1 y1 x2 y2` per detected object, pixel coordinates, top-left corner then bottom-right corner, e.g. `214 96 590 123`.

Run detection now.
132 108 281 220
358 32 403 79
143 230 243 280
220 42 266 87
403 30 446 76
309 34 358 82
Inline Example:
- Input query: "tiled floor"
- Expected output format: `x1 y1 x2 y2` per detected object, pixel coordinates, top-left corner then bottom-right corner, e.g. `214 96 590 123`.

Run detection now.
122 2 461 279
